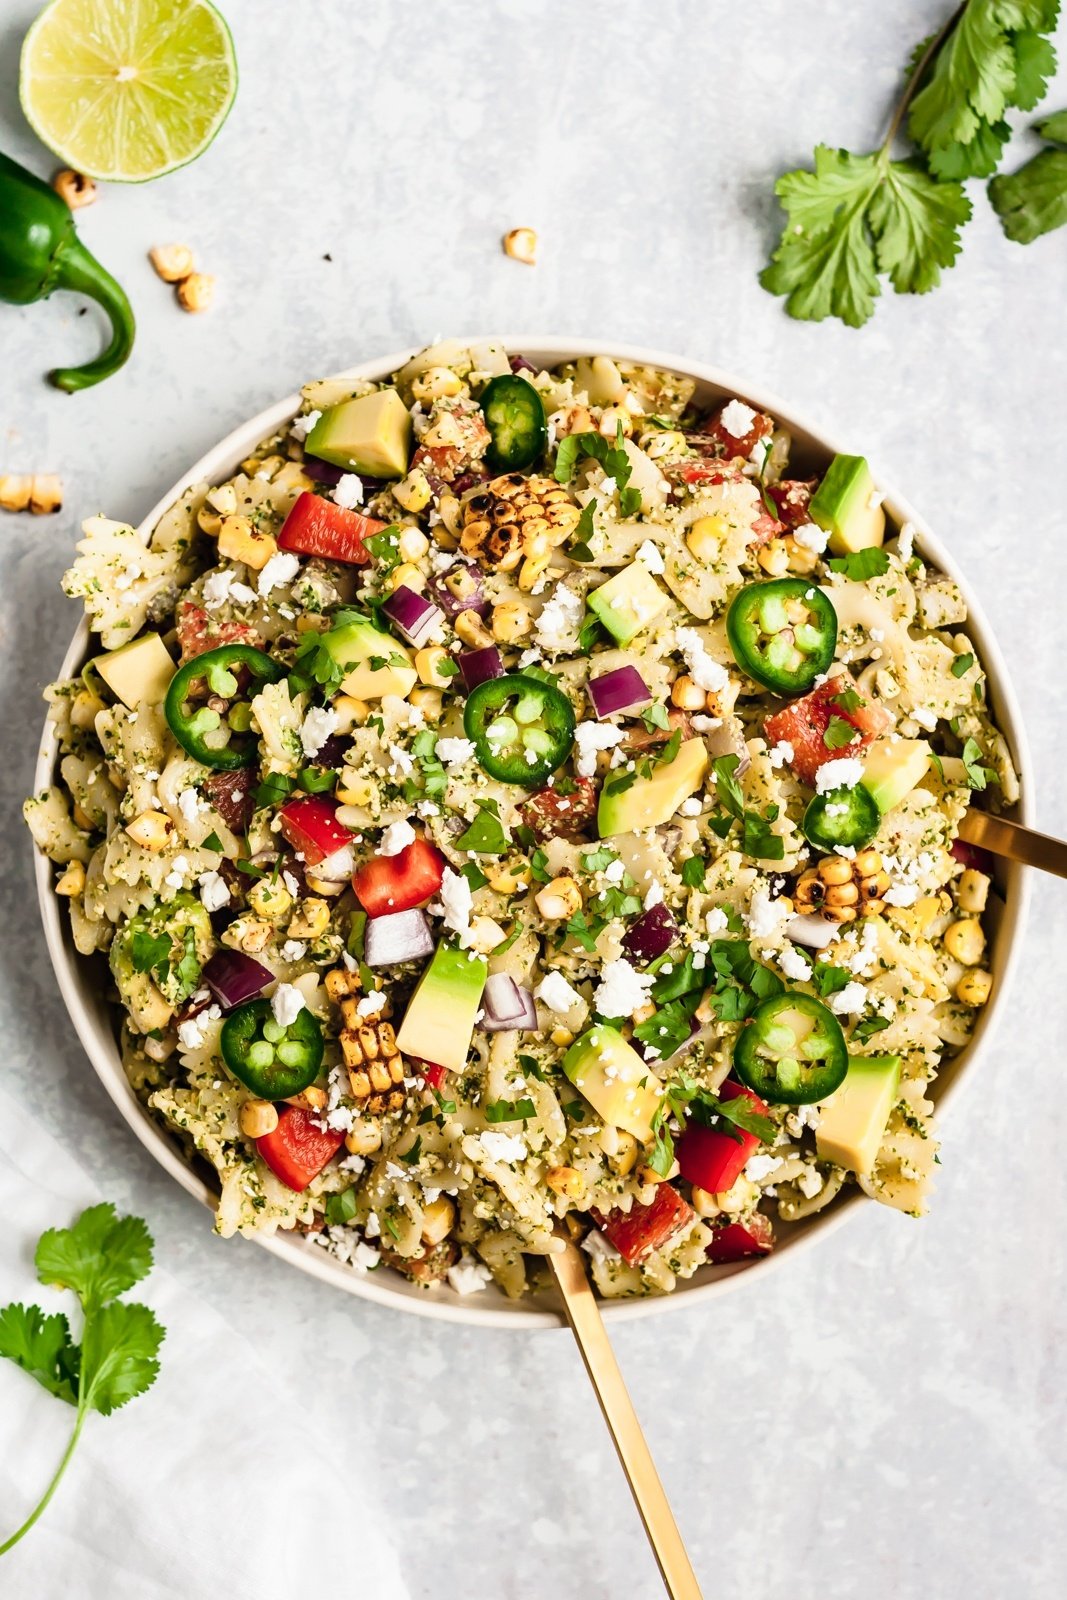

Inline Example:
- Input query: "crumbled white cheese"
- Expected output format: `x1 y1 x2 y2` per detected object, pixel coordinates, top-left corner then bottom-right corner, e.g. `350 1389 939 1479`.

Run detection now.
581 1229 622 1264
635 539 665 574
705 906 729 936
778 946 812 982
198 870 230 913
573 720 623 778
163 855 189 891
643 879 664 910
674 626 729 692
447 1255 494 1295
828 981 868 1016
747 887 791 938
603 858 626 884
814 757 865 794
477 1130 528 1164
535 970 583 1014
177 787 203 825
282 870 300 898
271 982 306 1027
379 819 416 856
439 867 472 942
351 1241 381 1273
332 473 364 509
719 398 757 439
898 521 916 561
792 522 828 554
289 408 321 441
258 551 301 597
912 706 937 731
300 704 339 758
177 1005 221 1051
768 739 795 769
387 743 415 777
201 568 247 610
593 958 654 1019
436 736 476 770
356 990 388 1017
534 582 583 652
884 883 920 908
679 796 703 816
797 1167 825 1199
745 1153 782 1183
281 939 307 962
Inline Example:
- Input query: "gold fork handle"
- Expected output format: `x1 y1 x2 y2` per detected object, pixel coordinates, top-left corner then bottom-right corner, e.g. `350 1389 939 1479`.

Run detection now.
549 1242 703 1600
958 810 1067 881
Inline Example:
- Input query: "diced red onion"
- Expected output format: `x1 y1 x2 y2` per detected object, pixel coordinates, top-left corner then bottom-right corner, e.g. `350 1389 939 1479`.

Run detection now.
382 584 443 648
202 949 275 1010
481 973 538 1031
314 842 356 882
364 909 435 967
785 913 838 951
301 454 344 484
310 732 354 770
622 903 678 961
427 560 487 618
703 715 750 776
950 837 994 875
460 645 504 691
588 666 652 719
510 354 538 375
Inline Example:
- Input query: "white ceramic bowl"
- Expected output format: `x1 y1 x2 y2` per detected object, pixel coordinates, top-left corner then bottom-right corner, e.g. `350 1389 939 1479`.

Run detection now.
33 338 1032 1328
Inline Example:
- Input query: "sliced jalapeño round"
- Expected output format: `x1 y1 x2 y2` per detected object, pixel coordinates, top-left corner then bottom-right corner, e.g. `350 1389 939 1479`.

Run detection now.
733 991 848 1105
802 783 880 852
480 374 548 472
221 997 324 1100
726 578 837 694
164 644 283 770
463 672 575 787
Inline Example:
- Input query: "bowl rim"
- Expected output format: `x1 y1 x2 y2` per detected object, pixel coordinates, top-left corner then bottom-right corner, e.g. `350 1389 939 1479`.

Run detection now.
32 335 1033 1329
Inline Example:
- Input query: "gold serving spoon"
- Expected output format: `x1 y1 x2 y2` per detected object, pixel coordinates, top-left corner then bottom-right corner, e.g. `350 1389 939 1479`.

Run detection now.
958 810 1067 880
548 1238 703 1600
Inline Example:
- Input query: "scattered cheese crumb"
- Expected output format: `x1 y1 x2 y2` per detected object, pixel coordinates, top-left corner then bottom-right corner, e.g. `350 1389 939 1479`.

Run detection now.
635 539 665 574
573 720 623 777
674 626 729 692
593 958 654 1019
258 551 301 597
828 981 868 1016
289 409 321 441
439 867 472 942
177 1004 221 1050
768 739 795 769
300 704 339 758
271 982 306 1027
436 736 476 770
720 399 757 439
778 946 812 982
447 1255 494 1295
332 473 364 509
198 870 230 912
534 582 583 652
792 522 828 554
379 819 416 856
814 757 865 794
535 970 583 1013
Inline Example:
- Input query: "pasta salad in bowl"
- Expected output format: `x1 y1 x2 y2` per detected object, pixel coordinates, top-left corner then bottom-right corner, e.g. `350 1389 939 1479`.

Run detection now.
26 339 1028 1325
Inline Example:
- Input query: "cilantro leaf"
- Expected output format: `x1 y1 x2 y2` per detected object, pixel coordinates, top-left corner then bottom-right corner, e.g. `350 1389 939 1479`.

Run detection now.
961 736 997 790
129 931 171 976
824 715 860 751
633 995 700 1060
325 1189 359 1225
79 1302 163 1417
712 754 745 820
680 856 706 889
854 1014 891 1044
485 1097 536 1123
0 1304 78 1404
741 812 786 862
35 1204 153 1317
828 547 891 580
990 120 1067 242
456 804 509 855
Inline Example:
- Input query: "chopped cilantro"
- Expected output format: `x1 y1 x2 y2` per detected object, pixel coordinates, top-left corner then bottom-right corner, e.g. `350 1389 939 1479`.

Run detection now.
951 652 974 678
827 548 890 581
680 856 706 889
456 804 509 855
485 1097 536 1123
824 715 859 750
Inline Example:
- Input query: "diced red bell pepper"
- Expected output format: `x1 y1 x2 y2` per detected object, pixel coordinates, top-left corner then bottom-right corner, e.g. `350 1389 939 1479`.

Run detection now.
176 601 260 663
518 775 598 841
951 837 995 875
419 1062 449 1091
352 837 445 917
277 490 383 566
278 795 355 867
767 478 818 531
256 1106 344 1192
763 675 892 788
591 1184 695 1267
701 402 773 460
747 507 785 545
675 1081 769 1196
202 769 256 834
706 1212 774 1264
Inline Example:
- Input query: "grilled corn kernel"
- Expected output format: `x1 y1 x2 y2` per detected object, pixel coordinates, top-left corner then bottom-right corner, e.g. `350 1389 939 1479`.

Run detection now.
690 1186 722 1219
387 561 426 593
411 366 465 403
517 554 550 592
604 1128 638 1176
218 515 277 570
670 674 706 711
397 525 430 561
491 600 532 643
150 242 195 282
333 695 370 732
820 855 855 886
638 1159 679 1186
345 1118 383 1157
956 968 993 1007
716 1175 759 1212
125 811 175 852
288 897 330 940
757 539 791 577
196 503 223 536
393 469 432 514
52 168 96 207
71 802 94 831
485 859 531 894
285 1084 327 1112
239 1098 279 1138
229 915 272 954
944 917 986 966
549 1026 574 1048
467 915 507 954
503 226 538 265
454 610 494 648
56 861 85 896
248 879 293 922
685 513 728 562
421 1196 456 1246
546 1166 586 1202
409 687 443 721
336 775 375 806
205 483 238 516
177 271 215 312
957 869 991 915
415 646 452 686
535 876 582 921
598 405 633 439
71 688 105 731
641 428 685 459
0 473 63 514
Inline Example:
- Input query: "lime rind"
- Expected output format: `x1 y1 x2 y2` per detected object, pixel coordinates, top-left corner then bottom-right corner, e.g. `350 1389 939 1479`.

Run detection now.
19 0 238 183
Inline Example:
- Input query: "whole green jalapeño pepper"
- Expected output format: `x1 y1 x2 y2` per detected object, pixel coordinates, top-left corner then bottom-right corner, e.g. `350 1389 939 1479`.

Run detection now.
221 998 324 1100
463 672 576 787
726 578 837 695
0 151 135 392
165 644 283 770
733 991 848 1105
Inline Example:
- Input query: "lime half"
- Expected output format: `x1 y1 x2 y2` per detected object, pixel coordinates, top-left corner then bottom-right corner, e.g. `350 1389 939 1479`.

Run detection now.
20 0 237 182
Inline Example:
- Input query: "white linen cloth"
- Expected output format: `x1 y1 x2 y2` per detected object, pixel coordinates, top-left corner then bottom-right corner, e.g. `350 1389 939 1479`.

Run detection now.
0 1086 409 1600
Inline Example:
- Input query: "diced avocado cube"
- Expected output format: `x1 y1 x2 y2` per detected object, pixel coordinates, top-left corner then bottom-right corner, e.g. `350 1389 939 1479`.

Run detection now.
93 633 175 710
816 1054 901 1175
395 942 487 1074
861 738 931 815
562 1024 664 1142
598 737 708 837
319 618 417 700
587 561 668 645
306 389 412 479
810 454 885 556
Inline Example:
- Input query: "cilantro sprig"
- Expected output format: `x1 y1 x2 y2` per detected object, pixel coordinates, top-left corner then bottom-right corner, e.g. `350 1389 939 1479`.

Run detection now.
990 107 1067 240
762 2 1062 327
710 754 786 862
554 425 643 518
645 1069 778 1177
0 1204 163 1555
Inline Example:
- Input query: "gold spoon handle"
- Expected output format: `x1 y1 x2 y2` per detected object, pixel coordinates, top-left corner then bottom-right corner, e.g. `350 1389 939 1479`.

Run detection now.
549 1241 703 1600
958 809 1067 881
